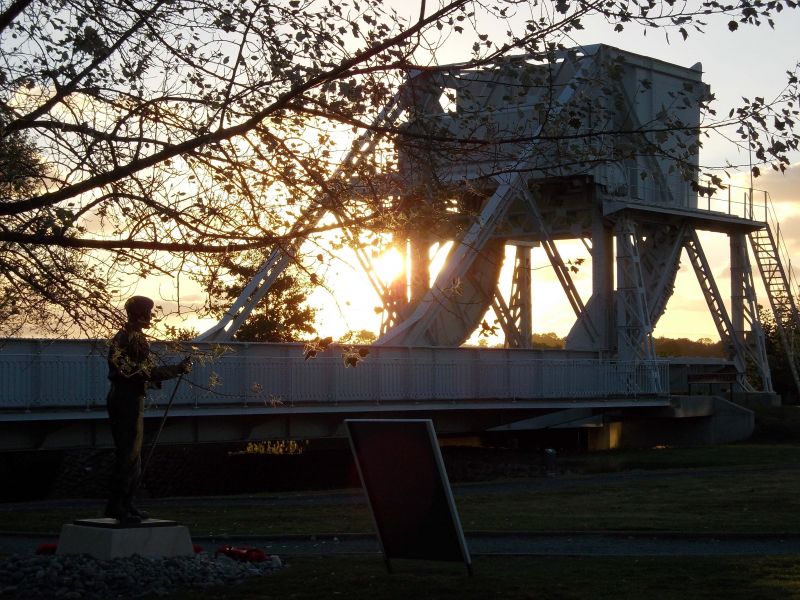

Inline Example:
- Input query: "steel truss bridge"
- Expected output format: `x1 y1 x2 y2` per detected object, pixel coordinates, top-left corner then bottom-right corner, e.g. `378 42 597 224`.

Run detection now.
1 44 797 451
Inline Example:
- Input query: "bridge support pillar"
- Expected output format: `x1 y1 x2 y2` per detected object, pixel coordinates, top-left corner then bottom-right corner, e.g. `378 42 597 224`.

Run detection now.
591 205 614 350
587 396 754 450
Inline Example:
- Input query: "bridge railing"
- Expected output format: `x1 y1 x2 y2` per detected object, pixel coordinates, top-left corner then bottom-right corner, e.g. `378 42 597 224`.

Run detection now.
0 339 669 411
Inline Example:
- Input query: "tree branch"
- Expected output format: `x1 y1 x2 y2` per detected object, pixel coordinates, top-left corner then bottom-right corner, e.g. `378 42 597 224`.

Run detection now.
0 0 34 34
0 0 470 217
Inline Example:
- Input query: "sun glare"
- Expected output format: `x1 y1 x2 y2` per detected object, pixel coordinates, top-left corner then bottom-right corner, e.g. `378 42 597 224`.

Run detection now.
372 247 405 285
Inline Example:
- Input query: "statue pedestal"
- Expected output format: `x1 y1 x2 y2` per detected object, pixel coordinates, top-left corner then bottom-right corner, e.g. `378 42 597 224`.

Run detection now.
57 518 193 560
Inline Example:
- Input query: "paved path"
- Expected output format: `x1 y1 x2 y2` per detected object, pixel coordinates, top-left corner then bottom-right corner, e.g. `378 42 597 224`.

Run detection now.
2 463 793 513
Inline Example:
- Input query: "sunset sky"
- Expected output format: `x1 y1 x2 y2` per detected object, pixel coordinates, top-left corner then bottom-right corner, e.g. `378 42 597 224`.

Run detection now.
134 4 800 345
307 6 800 344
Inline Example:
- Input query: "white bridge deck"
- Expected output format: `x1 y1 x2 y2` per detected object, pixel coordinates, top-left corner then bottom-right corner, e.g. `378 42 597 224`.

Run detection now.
1 339 669 413
2 339 735 451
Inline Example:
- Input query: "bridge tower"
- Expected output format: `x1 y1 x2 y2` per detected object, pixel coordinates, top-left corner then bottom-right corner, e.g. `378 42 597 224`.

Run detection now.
199 44 799 398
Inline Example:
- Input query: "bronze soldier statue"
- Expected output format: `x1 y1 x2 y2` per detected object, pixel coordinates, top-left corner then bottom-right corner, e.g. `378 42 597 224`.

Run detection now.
105 296 192 523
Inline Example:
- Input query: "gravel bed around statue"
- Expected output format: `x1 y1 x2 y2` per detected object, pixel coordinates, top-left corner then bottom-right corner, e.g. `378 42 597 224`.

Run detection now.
0 552 283 599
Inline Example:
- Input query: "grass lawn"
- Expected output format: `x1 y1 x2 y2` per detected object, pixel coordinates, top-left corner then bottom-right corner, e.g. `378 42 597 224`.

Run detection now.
5 425 800 599
558 442 800 473
3 443 800 536
145 555 800 600
458 468 800 533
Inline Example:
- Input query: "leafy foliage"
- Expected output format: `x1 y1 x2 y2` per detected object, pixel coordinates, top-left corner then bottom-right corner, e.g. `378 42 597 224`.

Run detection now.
0 117 119 334
338 329 377 345
531 331 566 349
524 333 725 355
207 255 316 343
758 306 800 400
653 336 725 358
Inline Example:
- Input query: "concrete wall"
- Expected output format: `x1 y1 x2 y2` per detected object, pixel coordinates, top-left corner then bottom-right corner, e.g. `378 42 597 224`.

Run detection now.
588 396 755 450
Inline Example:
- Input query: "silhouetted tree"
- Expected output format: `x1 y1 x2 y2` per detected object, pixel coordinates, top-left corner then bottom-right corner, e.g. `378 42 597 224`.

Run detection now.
759 306 800 401
1 0 797 335
208 256 316 342
654 336 725 358
531 332 566 350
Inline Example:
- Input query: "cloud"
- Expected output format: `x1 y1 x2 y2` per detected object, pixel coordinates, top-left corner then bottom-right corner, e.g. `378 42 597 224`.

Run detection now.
726 162 800 278
755 164 800 261
771 214 800 269
749 162 800 205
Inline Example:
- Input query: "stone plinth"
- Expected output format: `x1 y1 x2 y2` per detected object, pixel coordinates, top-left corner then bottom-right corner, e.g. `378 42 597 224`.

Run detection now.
57 518 193 560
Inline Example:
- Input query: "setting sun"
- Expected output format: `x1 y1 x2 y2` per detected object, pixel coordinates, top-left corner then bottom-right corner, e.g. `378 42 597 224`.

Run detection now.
372 246 405 286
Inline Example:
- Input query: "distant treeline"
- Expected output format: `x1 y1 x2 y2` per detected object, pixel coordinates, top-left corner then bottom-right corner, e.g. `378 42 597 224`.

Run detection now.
526 333 725 357
652 337 725 358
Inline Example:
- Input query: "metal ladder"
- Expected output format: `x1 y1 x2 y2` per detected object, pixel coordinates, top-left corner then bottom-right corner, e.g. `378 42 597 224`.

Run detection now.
748 225 800 395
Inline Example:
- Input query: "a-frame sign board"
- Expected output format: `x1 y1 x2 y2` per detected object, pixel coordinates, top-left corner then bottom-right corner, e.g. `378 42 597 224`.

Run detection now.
345 419 472 574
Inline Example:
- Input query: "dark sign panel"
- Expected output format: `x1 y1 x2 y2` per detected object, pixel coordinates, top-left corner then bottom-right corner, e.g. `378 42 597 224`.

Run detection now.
345 419 471 572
